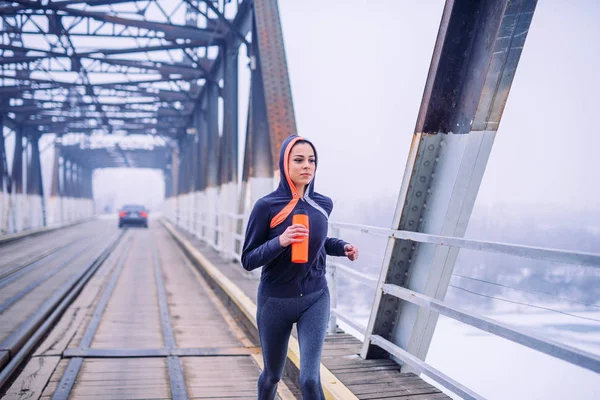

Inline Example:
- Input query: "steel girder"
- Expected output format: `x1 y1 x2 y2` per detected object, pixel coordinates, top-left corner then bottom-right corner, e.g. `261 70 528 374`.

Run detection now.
0 0 239 145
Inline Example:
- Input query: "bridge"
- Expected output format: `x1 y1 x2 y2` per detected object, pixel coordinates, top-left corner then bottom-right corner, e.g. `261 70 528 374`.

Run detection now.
0 0 599 399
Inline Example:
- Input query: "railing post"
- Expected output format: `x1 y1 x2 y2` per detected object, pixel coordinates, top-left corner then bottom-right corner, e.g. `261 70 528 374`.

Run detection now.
327 226 340 334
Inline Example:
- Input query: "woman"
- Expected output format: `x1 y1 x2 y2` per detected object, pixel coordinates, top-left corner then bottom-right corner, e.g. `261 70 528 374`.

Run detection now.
241 135 359 399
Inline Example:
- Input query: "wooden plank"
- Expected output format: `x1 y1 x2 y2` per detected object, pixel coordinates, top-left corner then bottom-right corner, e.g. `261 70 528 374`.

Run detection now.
1 356 60 400
69 358 170 399
360 394 449 400
353 385 439 397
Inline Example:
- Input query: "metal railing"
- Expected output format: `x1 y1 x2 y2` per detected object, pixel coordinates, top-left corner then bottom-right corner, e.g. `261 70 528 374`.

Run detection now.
165 199 600 399
326 221 600 400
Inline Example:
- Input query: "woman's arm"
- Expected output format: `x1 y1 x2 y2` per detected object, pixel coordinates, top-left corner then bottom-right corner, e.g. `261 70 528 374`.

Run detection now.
324 237 348 257
241 199 286 271
325 238 359 261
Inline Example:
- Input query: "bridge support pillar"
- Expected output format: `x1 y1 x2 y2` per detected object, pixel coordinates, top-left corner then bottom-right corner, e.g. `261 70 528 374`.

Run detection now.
0 113 9 233
11 127 24 233
361 0 539 371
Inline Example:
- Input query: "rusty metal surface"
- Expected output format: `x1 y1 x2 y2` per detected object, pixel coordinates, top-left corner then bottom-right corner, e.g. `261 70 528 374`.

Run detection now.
254 0 298 171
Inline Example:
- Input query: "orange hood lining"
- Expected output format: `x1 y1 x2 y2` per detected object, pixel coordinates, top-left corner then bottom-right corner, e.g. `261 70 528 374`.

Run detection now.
269 136 304 229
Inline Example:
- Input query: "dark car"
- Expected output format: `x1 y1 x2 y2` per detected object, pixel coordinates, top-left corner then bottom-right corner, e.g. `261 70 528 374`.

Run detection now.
118 204 148 228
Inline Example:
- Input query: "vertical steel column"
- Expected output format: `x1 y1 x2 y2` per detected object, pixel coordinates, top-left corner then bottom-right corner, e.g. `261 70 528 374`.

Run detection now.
63 159 70 198
0 113 6 233
0 113 5 193
194 106 207 237
11 127 23 231
171 149 179 197
73 163 79 199
11 127 23 197
239 0 297 216
205 81 220 189
26 135 35 196
185 137 193 194
253 0 297 174
30 134 46 226
176 141 183 196
190 131 198 194
164 167 172 198
50 141 60 197
205 81 220 244
83 168 91 199
249 26 274 180
194 107 206 192
362 0 538 367
223 38 239 184
86 168 93 200
171 147 180 223
179 139 186 196
182 135 193 230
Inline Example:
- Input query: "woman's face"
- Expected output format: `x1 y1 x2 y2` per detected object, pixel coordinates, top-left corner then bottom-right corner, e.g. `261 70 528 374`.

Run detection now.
288 143 315 189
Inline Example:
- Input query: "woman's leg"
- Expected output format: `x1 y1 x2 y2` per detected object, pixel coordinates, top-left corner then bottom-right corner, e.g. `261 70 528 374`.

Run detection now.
297 289 330 399
257 295 295 400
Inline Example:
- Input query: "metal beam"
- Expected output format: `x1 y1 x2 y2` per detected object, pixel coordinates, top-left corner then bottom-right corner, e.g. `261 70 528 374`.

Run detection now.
205 81 219 188
85 57 206 77
54 6 225 43
248 22 272 179
195 107 207 191
0 113 7 195
11 127 23 195
253 0 297 172
223 39 238 184
361 0 538 368
77 40 212 56
50 142 60 197
54 0 150 6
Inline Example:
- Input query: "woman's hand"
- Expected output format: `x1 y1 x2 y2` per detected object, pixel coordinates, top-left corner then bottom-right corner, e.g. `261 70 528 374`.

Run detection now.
344 244 359 261
279 224 309 247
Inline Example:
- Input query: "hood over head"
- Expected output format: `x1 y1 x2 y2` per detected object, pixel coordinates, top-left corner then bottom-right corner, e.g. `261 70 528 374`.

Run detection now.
277 135 318 198
269 135 322 228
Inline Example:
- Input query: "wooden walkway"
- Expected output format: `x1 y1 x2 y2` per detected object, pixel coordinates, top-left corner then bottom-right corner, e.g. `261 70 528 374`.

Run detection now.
0 220 449 399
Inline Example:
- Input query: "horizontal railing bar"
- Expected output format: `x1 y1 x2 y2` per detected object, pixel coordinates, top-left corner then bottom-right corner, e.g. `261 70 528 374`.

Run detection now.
393 231 600 268
331 308 367 335
329 222 392 237
328 261 377 288
370 334 484 400
382 283 600 374
329 222 600 268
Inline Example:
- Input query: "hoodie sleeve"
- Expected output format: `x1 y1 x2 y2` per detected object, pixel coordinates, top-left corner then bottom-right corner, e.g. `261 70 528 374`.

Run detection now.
241 199 286 271
325 237 349 257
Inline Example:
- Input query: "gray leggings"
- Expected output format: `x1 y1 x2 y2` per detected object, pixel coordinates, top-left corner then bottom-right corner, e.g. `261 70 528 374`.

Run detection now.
256 287 330 400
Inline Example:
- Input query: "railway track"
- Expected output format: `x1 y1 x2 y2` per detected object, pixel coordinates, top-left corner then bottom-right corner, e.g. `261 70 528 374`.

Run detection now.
0 225 125 391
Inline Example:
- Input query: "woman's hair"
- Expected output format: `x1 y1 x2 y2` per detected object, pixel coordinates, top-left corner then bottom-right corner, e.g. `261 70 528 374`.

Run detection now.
291 139 316 157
